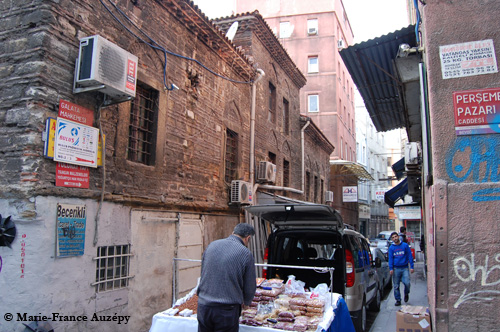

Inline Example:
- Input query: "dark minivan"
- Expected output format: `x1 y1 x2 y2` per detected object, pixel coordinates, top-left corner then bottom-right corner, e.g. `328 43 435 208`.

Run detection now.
246 203 379 332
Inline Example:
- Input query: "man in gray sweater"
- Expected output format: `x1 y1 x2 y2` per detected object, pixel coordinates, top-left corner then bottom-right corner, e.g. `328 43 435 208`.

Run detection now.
197 223 256 332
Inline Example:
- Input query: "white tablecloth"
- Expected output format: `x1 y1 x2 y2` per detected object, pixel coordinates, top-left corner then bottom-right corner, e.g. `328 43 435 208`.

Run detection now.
149 294 342 332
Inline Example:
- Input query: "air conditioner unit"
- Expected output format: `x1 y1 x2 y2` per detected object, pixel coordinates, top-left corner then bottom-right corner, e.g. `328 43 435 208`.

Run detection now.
308 27 318 35
231 180 252 205
325 191 334 203
337 39 345 49
257 161 277 183
405 142 421 165
74 35 138 101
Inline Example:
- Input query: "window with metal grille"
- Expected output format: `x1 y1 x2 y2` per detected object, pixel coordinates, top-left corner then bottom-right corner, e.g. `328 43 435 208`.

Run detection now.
127 83 158 165
269 82 276 123
283 98 290 135
283 159 290 187
93 244 133 292
225 129 238 183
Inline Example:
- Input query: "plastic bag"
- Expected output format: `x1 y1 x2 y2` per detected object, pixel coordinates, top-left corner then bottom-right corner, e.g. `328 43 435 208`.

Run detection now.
284 275 306 296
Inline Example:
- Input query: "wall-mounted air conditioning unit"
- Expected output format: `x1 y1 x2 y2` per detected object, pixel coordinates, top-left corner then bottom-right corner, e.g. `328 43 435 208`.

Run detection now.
325 191 334 203
231 180 252 205
308 27 318 35
337 39 345 49
74 35 138 101
257 161 276 183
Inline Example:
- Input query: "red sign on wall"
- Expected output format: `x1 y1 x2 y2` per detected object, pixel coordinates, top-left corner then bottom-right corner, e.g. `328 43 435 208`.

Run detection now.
453 87 500 135
55 162 89 188
58 99 94 126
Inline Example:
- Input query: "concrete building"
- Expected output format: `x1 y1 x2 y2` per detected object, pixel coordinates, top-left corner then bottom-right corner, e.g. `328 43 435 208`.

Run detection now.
0 1 333 331
341 1 500 331
236 0 374 230
355 93 391 238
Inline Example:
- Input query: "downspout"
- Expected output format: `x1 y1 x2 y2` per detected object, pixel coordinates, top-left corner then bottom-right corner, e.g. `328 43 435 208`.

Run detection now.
250 69 265 204
301 119 311 193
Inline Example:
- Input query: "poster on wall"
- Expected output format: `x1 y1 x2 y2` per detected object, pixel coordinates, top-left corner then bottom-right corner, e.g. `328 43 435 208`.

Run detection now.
440 39 498 79
54 118 99 168
453 87 500 135
56 203 86 257
343 186 358 202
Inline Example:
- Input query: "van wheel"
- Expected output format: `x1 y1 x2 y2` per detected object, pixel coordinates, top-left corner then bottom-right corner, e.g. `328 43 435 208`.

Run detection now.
353 298 366 332
369 287 381 312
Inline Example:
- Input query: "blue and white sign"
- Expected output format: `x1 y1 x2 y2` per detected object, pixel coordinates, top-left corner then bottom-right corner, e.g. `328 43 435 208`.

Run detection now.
56 203 86 257
54 118 99 168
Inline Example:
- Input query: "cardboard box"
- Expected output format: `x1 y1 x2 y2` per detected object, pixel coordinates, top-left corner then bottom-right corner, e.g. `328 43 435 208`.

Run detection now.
396 305 431 332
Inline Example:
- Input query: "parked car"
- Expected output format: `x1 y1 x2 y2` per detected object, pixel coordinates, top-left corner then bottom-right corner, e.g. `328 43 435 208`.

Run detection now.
245 204 379 332
344 228 380 332
245 204 346 296
370 247 391 291
377 230 395 241
370 238 391 257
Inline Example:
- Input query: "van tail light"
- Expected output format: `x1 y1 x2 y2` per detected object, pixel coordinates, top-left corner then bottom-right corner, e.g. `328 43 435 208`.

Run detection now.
262 247 268 279
346 249 355 288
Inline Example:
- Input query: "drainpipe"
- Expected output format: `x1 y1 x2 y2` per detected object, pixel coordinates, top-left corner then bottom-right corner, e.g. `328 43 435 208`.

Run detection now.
250 69 265 203
257 119 311 197
301 119 311 192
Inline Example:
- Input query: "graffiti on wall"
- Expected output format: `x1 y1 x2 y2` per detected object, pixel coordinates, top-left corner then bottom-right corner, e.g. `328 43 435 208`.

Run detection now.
446 135 500 201
453 253 500 307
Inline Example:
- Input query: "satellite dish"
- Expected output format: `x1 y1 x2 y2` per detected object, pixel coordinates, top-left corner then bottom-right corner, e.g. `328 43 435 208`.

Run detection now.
225 21 238 41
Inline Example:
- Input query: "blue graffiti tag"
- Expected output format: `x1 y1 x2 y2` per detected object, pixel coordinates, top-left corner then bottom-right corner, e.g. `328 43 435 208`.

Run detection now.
446 135 500 201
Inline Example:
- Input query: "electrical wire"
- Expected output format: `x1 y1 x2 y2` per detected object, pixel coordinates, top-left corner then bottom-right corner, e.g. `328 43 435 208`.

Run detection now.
99 0 254 87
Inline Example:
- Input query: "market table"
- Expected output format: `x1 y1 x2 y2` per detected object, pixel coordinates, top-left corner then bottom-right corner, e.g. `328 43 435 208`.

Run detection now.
149 293 355 332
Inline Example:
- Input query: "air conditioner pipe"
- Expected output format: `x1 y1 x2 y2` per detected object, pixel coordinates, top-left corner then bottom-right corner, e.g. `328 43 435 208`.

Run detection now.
253 119 310 199
250 69 265 200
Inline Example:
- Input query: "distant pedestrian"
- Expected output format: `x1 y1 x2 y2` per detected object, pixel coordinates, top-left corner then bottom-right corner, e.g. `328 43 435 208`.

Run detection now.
197 223 256 332
399 226 408 244
388 231 414 306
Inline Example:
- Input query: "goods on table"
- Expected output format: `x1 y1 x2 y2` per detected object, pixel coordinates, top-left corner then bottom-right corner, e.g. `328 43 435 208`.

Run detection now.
240 278 327 331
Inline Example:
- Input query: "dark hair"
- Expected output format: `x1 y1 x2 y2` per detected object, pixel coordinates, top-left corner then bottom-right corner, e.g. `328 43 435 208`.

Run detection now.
400 226 406 232
233 223 255 237
390 232 399 239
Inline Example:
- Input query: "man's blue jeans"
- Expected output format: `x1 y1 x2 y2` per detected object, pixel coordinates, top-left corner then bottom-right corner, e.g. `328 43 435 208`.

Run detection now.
393 267 410 301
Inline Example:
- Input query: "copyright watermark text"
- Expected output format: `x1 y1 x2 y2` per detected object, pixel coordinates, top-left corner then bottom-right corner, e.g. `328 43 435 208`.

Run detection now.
3 312 130 324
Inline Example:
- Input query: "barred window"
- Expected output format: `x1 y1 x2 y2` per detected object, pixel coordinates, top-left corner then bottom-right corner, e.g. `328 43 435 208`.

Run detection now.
225 129 238 183
93 245 133 292
283 98 290 135
269 83 276 123
127 83 158 165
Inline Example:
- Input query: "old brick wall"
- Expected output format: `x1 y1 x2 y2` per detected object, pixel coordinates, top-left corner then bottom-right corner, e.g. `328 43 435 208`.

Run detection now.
0 0 254 214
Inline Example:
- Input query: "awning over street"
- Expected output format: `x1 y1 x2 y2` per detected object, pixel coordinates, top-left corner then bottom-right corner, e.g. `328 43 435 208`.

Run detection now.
339 25 422 141
384 178 408 208
392 157 405 180
330 160 374 181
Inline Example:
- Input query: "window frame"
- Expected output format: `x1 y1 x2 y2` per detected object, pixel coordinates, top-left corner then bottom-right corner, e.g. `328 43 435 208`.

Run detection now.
225 128 239 183
308 94 319 113
127 82 158 165
308 56 319 73
93 244 133 293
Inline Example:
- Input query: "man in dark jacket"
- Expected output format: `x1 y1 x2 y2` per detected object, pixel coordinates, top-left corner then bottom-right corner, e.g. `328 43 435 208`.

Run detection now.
197 223 256 332
388 231 414 306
